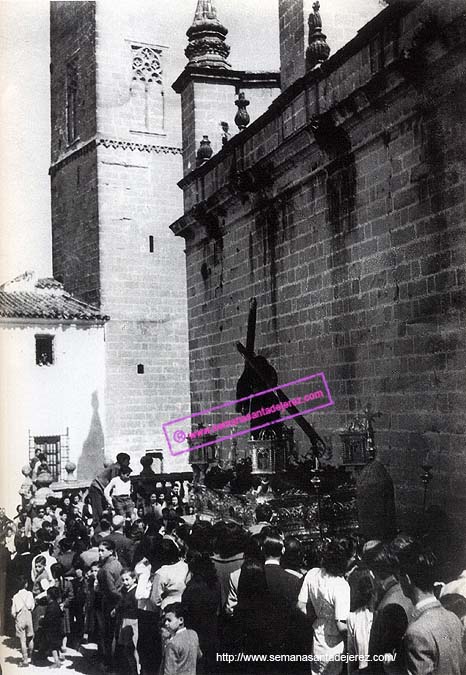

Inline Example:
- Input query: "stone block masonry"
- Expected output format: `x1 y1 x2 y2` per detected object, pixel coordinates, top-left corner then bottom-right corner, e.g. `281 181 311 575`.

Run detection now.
51 147 100 307
173 1 466 529
50 2 98 306
50 2 97 165
98 145 190 472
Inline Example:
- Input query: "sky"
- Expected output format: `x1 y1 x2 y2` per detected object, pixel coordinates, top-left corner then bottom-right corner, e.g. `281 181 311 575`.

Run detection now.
0 0 52 284
0 0 279 286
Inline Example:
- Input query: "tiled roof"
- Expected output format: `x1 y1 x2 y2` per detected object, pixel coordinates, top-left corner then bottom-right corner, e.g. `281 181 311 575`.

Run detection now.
0 272 109 321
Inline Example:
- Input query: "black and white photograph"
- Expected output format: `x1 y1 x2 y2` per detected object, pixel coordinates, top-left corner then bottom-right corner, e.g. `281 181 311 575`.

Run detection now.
0 0 465 673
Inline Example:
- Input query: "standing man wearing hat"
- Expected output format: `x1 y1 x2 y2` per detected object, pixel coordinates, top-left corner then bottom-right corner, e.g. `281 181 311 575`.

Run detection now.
88 453 131 526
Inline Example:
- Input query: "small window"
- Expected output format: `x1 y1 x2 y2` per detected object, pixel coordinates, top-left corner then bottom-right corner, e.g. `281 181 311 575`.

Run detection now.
149 235 154 253
35 335 54 366
137 364 144 374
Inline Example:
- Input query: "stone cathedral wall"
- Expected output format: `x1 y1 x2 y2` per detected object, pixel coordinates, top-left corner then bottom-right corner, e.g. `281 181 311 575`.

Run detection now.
174 1 466 528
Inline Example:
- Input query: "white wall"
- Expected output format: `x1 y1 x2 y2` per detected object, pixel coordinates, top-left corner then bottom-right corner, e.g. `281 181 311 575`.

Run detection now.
0 320 106 517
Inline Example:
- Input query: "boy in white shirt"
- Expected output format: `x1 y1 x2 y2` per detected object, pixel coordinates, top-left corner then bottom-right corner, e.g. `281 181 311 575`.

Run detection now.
11 575 35 667
104 466 134 518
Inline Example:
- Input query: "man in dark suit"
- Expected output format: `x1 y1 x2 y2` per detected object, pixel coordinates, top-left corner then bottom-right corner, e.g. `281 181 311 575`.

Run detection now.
262 527 304 658
399 541 464 675
281 536 311 666
368 543 414 673
97 539 122 670
263 526 288 594
107 515 135 569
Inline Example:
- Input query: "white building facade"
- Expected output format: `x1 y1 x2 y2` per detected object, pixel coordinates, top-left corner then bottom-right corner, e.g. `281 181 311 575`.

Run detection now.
0 272 107 516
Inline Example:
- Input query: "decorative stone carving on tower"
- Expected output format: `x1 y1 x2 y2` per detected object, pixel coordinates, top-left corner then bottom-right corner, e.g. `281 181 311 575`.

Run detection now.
234 92 250 130
185 0 231 68
306 1 330 71
197 135 213 165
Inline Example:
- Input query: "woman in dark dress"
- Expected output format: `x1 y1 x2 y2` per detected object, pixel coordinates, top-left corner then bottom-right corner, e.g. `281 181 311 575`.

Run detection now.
134 535 163 675
233 558 280 665
41 586 64 668
50 562 74 653
182 551 221 672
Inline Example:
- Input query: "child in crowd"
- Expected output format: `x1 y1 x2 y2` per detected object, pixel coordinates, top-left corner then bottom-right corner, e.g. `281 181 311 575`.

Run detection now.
162 602 202 675
19 468 34 507
31 555 51 639
347 568 375 673
71 566 87 648
31 542 56 583
113 569 139 675
159 624 172 675
43 505 54 523
55 509 67 537
4 524 16 556
84 562 103 653
32 507 45 534
11 575 35 667
40 586 64 668
51 562 74 654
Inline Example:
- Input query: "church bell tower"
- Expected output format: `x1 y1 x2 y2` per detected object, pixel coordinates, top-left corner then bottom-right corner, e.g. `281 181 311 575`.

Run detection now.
49 0 191 474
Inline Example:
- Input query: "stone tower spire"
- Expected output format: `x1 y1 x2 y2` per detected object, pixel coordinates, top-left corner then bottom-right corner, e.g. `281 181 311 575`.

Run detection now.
185 0 231 68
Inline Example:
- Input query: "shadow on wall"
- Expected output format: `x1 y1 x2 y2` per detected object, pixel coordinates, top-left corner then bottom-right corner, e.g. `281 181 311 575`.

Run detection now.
77 391 105 480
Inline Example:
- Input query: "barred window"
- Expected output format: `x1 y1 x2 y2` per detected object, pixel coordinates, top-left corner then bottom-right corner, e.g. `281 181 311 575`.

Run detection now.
29 431 70 483
33 436 61 482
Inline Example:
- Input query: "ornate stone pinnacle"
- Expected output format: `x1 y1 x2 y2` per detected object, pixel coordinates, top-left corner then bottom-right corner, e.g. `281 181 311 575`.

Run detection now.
185 0 231 69
306 1 330 71
234 92 250 130
196 135 213 166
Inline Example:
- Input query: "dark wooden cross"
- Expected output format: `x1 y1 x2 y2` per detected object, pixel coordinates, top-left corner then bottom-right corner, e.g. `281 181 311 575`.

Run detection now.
235 298 327 455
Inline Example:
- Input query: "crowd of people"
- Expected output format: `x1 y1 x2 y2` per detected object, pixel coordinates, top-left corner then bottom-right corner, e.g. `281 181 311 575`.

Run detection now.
0 451 465 675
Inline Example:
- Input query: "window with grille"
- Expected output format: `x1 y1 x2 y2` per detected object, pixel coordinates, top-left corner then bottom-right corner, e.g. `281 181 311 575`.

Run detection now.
35 335 54 366
33 436 61 482
130 44 165 134
29 430 69 482
66 59 79 144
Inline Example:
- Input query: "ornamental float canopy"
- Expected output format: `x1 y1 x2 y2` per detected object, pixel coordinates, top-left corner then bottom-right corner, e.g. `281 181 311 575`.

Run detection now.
340 405 382 467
